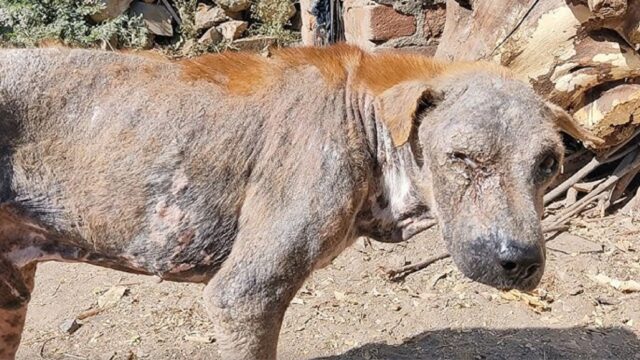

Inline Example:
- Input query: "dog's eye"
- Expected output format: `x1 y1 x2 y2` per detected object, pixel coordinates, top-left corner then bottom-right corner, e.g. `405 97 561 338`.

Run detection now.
537 154 559 180
451 151 467 161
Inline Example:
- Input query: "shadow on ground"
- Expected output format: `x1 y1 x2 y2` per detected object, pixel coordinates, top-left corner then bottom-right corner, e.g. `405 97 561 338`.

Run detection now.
315 326 640 360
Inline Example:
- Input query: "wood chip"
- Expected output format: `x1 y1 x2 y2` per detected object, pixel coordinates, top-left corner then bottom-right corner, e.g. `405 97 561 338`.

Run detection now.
98 286 129 309
500 290 551 312
184 334 215 344
291 297 305 305
76 308 103 320
590 273 640 293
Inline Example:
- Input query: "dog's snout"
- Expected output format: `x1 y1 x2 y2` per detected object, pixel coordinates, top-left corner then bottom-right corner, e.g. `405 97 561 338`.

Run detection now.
451 232 546 291
497 241 543 280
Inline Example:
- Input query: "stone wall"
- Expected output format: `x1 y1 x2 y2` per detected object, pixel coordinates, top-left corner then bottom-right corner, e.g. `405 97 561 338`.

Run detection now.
89 0 300 54
301 0 446 54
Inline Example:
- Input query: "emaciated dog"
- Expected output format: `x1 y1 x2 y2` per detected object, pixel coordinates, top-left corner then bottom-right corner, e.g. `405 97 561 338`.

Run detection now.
0 45 600 359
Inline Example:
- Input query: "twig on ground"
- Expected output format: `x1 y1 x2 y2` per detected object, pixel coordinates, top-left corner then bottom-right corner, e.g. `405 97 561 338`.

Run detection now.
76 308 103 321
39 337 54 359
386 253 450 282
62 354 88 360
611 165 640 204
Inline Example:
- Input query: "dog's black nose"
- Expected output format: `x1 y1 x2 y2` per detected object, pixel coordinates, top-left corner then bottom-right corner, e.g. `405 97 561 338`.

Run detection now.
497 242 543 280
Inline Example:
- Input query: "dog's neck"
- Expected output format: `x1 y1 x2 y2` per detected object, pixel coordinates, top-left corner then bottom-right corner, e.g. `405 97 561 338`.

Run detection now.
350 89 436 242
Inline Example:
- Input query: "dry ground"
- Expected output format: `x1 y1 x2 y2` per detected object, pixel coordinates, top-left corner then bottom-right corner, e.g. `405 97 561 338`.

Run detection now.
16 216 640 360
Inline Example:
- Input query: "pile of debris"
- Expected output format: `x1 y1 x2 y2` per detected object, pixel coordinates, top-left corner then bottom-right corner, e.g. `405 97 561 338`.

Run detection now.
93 0 300 53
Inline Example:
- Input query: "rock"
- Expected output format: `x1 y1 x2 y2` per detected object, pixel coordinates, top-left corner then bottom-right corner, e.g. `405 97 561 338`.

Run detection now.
195 4 228 31
568 285 584 296
59 319 81 335
232 35 278 52
181 38 195 54
130 1 173 36
423 4 446 39
290 297 305 305
98 286 129 309
217 20 248 41
91 0 134 22
344 2 417 50
216 0 252 12
223 10 245 20
198 27 223 45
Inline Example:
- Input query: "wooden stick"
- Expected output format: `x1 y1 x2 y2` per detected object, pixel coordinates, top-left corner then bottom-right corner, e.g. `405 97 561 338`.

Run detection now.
573 179 606 192
386 253 451 282
611 165 640 204
544 144 637 205
544 157 600 205
546 149 640 228
542 224 570 233
597 148 640 209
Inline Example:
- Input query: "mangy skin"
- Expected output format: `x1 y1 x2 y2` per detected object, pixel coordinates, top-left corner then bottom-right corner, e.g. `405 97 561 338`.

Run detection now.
0 46 571 359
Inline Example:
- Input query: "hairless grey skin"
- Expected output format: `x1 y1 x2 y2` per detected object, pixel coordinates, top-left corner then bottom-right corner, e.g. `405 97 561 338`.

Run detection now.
0 46 600 359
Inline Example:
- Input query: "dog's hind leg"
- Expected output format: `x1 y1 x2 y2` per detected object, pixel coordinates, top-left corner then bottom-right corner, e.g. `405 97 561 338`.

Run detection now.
0 261 36 360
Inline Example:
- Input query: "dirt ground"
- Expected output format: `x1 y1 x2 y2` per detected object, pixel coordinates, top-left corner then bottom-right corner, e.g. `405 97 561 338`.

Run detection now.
16 216 640 360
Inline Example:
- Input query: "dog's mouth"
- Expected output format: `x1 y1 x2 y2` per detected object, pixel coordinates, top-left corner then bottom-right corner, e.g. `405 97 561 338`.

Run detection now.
395 213 437 241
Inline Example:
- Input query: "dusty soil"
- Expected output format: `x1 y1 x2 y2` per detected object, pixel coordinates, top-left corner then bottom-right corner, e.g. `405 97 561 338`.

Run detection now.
16 216 640 360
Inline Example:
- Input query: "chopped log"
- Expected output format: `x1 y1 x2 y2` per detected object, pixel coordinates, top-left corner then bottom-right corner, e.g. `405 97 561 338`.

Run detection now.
436 0 640 148
601 0 640 50
435 0 537 61
588 0 627 19
573 84 640 145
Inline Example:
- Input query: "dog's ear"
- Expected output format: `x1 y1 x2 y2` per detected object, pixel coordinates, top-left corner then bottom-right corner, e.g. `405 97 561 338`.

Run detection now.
546 101 604 147
375 81 442 147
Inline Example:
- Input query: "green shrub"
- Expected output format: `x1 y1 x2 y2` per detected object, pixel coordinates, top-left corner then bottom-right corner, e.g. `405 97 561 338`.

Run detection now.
250 0 299 44
0 0 149 48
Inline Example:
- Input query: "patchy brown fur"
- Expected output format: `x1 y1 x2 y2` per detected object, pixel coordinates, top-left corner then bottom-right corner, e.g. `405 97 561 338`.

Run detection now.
179 44 511 96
